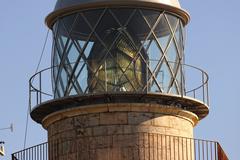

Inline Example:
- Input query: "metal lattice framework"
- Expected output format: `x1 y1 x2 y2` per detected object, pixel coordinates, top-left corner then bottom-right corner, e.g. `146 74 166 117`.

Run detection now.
52 8 186 98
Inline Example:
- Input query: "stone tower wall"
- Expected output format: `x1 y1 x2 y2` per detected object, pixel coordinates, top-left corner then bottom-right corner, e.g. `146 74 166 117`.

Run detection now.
44 103 198 160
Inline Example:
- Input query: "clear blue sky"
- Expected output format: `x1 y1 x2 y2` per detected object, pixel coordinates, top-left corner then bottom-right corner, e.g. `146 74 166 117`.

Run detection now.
0 0 239 159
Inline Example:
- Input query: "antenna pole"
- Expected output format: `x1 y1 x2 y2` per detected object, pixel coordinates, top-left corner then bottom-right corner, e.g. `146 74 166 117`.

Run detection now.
0 123 13 132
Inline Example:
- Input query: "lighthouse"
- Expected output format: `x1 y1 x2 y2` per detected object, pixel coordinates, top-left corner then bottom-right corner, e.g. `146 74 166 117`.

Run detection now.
12 0 229 160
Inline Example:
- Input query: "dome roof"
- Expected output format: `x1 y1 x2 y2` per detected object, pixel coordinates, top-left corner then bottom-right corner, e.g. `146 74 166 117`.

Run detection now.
54 0 182 11
46 0 189 28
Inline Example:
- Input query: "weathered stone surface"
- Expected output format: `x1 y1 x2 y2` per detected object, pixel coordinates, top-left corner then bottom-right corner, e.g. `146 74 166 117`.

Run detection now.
93 126 108 136
108 103 131 112
47 104 196 160
100 112 128 125
128 112 153 125
88 113 100 126
107 125 124 135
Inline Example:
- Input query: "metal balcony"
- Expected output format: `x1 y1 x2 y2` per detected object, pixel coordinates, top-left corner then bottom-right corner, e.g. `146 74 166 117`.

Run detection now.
12 134 228 160
29 62 209 112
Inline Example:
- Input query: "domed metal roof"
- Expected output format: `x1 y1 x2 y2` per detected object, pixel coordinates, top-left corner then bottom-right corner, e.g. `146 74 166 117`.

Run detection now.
46 0 190 28
54 0 182 10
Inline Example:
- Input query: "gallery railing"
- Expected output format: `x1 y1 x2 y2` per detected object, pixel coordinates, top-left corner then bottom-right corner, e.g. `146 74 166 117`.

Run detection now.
12 134 228 160
29 61 209 110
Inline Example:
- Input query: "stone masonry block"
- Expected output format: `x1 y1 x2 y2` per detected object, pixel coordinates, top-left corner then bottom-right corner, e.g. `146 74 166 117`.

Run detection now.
93 126 108 136
131 103 150 112
128 112 154 125
153 114 170 127
100 112 128 125
88 113 100 126
107 125 124 135
108 103 131 112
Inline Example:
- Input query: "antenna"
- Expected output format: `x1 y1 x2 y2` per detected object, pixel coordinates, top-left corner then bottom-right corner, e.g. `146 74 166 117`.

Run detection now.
0 123 13 157
0 123 14 132
10 123 13 132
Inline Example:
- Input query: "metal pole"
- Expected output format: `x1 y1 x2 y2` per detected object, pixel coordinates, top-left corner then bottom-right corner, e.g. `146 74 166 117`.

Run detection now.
0 124 13 132
39 72 42 103
181 63 183 97
202 71 205 103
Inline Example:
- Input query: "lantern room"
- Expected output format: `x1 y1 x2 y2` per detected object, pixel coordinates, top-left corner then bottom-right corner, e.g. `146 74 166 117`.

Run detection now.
47 0 189 98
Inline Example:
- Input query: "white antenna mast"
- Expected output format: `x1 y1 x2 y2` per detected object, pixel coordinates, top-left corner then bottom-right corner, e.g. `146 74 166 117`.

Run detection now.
0 123 14 157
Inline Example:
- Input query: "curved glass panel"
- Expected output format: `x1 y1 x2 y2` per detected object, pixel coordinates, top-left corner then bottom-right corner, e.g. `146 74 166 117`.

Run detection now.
51 8 185 98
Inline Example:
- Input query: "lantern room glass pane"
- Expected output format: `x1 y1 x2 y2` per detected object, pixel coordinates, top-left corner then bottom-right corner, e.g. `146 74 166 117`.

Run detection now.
51 8 186 98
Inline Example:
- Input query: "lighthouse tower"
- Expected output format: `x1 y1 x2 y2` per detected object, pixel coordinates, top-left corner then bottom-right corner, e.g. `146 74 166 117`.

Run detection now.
22 0 221 159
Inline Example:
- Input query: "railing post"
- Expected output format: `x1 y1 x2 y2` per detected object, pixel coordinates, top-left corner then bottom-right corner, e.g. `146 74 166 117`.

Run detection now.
194 139 196 160
29 82 32 113
215 142 217 160
207 82 210 106
39 72 42 104
181 63 183 97
146 60 149 93
105 60 107 93
202 71 205 103
202 140 205 160
210 142 213 160
36 91 39 106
